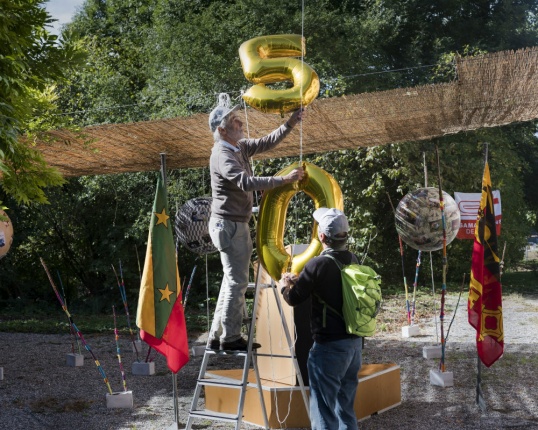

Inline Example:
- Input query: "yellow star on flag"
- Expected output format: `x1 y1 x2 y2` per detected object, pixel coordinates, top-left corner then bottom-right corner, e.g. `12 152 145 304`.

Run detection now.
154 208 170 227
158 284 175 302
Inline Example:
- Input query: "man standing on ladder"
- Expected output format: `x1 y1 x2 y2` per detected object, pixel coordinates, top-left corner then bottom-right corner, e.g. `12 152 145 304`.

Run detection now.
280 208 362 430
207 93 304 352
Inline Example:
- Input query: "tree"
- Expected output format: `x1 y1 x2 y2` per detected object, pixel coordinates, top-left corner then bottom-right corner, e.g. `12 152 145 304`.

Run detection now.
0 0 86 204
5 0 538 308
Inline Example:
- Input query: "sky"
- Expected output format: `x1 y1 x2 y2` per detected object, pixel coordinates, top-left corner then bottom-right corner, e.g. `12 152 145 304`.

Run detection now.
44 0 85 35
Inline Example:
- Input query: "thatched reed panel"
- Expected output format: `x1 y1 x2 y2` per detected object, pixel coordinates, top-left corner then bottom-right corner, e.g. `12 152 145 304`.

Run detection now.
33 47 538 177
456 48 538 129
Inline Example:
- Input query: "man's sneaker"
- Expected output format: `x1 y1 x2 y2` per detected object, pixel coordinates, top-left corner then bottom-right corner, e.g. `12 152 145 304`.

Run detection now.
220 337 261 352
207 338 220 350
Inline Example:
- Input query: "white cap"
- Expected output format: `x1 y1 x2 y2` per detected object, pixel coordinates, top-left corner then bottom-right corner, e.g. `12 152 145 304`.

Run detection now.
313 208 349 239
209 93 240 132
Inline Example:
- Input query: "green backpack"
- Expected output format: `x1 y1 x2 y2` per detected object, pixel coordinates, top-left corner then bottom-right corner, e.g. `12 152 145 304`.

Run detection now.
316 254 382 337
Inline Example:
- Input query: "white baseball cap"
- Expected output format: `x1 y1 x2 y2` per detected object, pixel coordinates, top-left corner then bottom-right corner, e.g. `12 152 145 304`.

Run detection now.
313 207 349 239
208 93 240 132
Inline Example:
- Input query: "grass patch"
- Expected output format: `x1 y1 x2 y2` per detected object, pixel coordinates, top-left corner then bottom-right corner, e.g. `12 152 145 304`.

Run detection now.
0 301 209 335
0 314 119 335
2 271 535 336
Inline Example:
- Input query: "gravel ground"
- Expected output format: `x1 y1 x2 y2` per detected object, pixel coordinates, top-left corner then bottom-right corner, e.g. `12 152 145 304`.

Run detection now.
1 292 538 430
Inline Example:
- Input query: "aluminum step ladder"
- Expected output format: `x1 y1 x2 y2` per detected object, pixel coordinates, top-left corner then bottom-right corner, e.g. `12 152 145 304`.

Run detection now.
185 271 269 430
185 266 310 430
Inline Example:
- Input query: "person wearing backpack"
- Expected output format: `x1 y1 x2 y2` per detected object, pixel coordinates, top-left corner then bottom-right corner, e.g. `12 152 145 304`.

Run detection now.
280 207 362 430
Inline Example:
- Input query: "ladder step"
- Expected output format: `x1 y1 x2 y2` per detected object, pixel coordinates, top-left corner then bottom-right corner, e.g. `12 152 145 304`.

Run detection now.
204 349 249 356
189 409 240 422
197 377 245 388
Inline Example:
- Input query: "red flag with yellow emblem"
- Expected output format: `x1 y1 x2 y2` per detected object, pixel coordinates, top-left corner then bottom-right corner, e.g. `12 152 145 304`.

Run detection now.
136 175 189 373
468 162 503 367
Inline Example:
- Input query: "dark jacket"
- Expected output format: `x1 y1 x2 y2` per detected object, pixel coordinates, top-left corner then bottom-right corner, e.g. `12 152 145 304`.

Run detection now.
282 248 359 343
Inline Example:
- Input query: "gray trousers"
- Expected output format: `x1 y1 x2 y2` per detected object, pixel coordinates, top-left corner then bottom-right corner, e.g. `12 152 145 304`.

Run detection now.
208 217 253 343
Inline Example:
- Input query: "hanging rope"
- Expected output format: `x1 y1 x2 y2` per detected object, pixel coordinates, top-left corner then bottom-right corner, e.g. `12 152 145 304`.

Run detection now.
272 3 307 424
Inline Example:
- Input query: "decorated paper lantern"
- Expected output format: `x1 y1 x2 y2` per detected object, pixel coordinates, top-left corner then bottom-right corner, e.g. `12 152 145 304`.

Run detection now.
395 187 461 252
174 197 216 255
0 210 14 259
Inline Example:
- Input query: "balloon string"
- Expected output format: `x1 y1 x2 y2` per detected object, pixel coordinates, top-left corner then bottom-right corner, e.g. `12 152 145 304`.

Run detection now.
299 0 305 164
287 0 305 268
239 90 261 208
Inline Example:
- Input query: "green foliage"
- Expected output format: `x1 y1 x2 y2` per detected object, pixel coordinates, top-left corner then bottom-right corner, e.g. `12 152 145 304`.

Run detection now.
0 0 86 204
1 172 158 301
3 0 538 313
502 270 538 295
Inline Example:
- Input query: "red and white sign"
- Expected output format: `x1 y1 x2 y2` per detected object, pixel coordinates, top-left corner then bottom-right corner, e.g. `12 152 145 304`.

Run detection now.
454 191 501 240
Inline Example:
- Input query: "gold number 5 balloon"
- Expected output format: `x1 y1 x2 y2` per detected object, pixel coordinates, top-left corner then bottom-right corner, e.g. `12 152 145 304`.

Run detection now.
239 34 320 114
257 162 343 282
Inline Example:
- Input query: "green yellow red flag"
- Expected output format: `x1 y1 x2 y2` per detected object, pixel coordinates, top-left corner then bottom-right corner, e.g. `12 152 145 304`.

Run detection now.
468 162 503 367
136 175 189 373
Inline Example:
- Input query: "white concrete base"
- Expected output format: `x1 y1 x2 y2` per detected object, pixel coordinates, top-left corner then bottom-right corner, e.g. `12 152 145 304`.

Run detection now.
0 367 3 380
132 340 142 354
423 345 443 359
106 391 134 408
132 361 155 376
430 369 454 387
166 422 178 430
66 353 84 367
401 325 421 338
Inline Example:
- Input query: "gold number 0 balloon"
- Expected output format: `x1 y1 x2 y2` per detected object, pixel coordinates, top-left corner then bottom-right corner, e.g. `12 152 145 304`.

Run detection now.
257 162 343 282
239 34 320 114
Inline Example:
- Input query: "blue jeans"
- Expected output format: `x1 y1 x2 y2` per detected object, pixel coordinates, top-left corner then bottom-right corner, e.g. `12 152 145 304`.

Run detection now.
208 217 253 343
307 337 362 430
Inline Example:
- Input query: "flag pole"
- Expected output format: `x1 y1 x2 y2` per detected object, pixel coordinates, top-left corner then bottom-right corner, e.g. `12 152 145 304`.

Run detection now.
160 153 180 428
387 193 411 325
423 152 440 344
475 143 489 411
435 146 448 372
160 153 167 185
